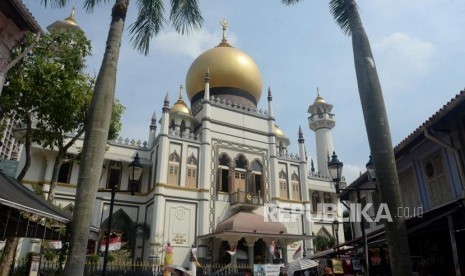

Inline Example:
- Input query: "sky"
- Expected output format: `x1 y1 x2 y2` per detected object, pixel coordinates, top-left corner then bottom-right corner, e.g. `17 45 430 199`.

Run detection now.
22 0 465 183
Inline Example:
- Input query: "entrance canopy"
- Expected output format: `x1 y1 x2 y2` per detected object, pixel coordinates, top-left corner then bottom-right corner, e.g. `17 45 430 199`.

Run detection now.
197 211 314 245
0 172 71 240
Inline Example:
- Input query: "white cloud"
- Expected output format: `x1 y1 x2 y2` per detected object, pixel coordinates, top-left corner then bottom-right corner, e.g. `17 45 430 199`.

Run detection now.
374 32 435 75
153 29 238 59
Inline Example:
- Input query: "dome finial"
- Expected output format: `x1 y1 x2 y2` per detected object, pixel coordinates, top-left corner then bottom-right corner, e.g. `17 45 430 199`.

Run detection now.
178 84 184 101
221 19 228 42
218 19 231 47
317 87 320 97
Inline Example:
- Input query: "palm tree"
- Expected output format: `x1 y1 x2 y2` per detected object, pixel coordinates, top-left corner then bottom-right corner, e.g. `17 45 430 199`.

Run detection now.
39 0 203 274
282 0 412 275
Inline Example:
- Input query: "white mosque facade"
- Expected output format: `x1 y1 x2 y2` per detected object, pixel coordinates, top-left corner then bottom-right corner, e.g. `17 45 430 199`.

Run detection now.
16 26 343 267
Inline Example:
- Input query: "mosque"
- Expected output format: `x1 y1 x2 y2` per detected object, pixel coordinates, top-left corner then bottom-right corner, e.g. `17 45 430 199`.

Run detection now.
16 13 344 268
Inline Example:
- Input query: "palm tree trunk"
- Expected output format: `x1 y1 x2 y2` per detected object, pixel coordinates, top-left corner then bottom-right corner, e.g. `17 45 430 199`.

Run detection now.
63 0 129 274
0 237 19 276
346 0 412 275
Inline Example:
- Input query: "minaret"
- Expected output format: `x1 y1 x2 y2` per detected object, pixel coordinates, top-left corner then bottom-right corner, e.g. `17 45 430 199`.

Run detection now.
199 70 212 235
308 88 335 177
156 93 170 184
298 126 309 202
267 87 279 201
147 111 157 147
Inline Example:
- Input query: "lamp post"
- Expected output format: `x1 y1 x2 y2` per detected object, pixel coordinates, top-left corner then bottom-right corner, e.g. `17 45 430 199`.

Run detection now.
102 154 143 275
328 152 377 276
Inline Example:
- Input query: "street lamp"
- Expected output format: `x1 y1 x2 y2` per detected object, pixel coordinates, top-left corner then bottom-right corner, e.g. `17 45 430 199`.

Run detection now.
128 153 143 195
332 219 340 245
328 151 343 194
365 155 376 182
102 154 143 275
328 153 377 276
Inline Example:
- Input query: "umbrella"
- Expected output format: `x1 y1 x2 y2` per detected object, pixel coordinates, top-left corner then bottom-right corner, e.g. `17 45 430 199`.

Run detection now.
288 258 318 274
165 264 190 276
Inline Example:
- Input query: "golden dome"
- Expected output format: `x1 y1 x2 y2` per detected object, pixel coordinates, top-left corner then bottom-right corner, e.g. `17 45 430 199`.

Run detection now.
170 85 192 115
185 21 262 105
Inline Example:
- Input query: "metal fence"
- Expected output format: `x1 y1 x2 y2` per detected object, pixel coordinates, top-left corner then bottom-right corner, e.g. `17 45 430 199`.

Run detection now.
10 261 256 276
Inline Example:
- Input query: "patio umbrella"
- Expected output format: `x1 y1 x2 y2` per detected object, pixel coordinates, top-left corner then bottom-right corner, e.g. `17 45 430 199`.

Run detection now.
288 258 318 274
165 264 190 276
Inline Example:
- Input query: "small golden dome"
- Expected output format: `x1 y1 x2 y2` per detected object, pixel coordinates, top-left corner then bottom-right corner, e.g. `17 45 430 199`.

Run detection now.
314 87 326 103
315 95 325 103
170 85 192 115
274 124 285 138
47 7 80 32
185 20 262 104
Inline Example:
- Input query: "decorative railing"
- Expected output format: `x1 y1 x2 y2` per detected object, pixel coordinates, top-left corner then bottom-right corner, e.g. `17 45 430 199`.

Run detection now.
230 190 264 206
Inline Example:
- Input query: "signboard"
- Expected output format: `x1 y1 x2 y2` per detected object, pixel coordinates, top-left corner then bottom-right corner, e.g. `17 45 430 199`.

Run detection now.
253 264 281 276
172 233 188 246
0 160 18 178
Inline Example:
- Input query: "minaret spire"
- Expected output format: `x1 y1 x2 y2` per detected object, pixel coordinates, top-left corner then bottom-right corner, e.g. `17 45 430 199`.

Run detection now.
204 68 210 100
298 126 304 144
267 86 274 118
163 93 170 112
178 84 183 101
148 111 157 146
150 111 157 128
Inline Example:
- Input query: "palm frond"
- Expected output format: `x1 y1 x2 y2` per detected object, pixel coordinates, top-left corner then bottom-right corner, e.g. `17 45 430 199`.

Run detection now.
329 0 352 36
169 0 203 35
40 0 67 8
128 0 165 55
83 0 111 13
281 0 303 6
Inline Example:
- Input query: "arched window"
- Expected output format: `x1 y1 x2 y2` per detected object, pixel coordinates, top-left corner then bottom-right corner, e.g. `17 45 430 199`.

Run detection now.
279 170 288 199
218 153 230 192
107 161 122 189
234 155 248 193
168 151 180 185
291 172 300 201
251 160 263 196
180 120 187 135
235 155 248 169
186 154 198 188
169 120 175 131
312 191 321 212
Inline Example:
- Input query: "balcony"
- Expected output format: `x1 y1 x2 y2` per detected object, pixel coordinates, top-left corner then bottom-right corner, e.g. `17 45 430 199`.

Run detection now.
230 190 263 212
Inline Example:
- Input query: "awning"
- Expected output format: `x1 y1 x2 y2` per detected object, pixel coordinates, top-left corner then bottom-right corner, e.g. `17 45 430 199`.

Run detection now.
316 199 464 255
287 258 318 273
104 152 151 165
0 172 71 239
